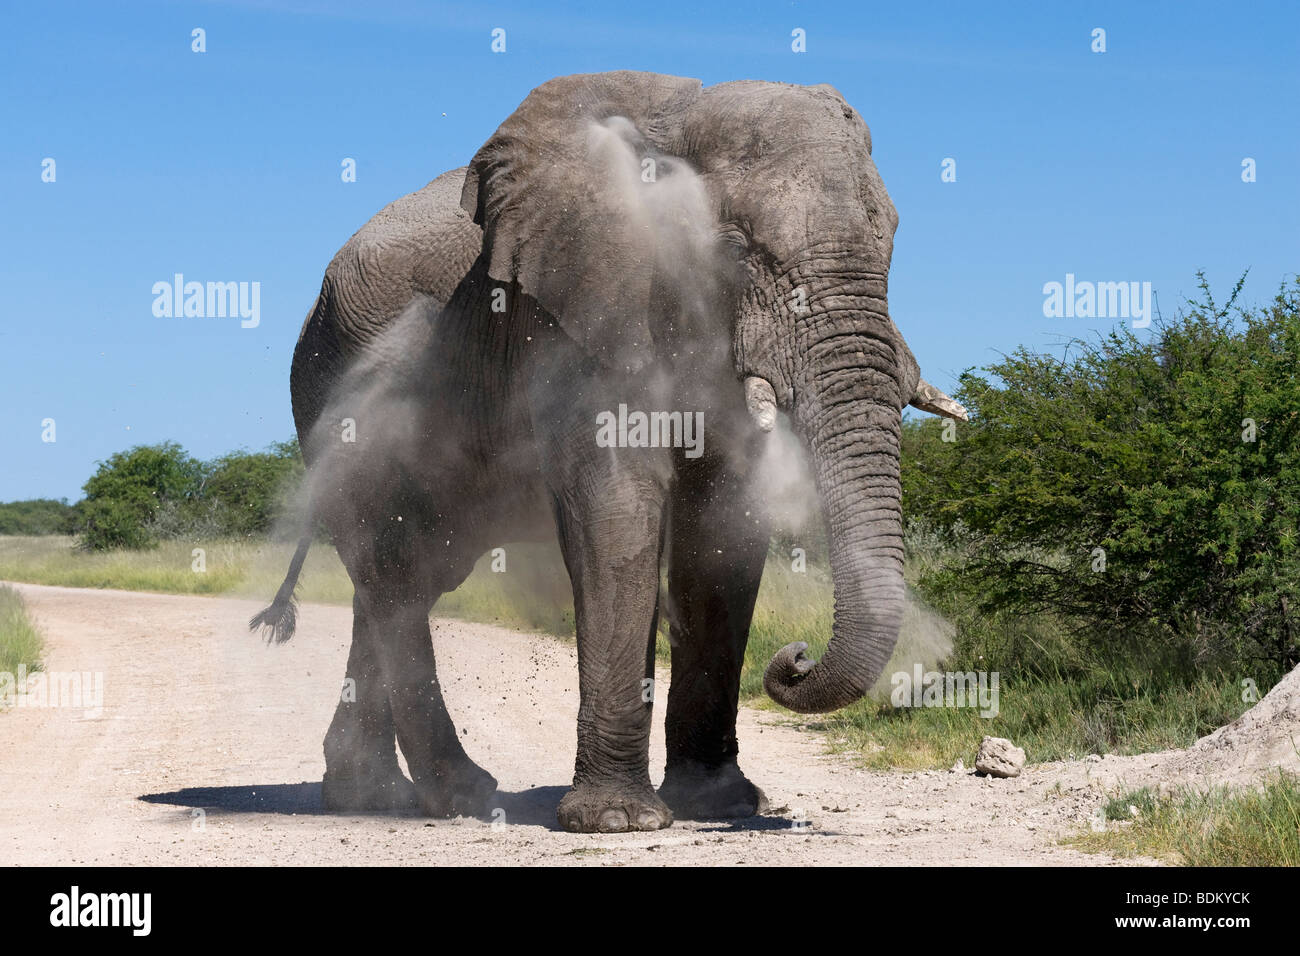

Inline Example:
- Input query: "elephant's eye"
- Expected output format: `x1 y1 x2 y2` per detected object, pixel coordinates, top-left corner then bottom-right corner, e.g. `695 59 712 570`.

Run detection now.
718 226 750 256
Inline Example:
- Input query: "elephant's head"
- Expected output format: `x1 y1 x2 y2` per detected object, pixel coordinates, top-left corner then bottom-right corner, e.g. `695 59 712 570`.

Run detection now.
461 71 966 714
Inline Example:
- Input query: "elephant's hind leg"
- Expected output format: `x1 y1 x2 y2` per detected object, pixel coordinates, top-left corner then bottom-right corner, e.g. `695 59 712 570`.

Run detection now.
321 595 421 812
368 594 498 818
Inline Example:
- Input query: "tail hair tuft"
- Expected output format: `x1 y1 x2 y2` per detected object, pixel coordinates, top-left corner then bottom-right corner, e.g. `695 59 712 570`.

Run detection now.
248 596 298 645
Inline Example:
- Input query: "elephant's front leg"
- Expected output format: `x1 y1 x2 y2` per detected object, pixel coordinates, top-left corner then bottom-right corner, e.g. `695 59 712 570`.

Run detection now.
658 451 771 820
551 467 673 833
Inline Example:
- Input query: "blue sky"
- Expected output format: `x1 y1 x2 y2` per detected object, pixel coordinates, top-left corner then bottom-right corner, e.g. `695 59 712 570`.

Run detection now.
1 0 1296 501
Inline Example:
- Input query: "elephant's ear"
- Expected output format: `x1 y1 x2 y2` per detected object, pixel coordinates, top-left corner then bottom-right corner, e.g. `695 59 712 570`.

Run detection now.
461 71 704 371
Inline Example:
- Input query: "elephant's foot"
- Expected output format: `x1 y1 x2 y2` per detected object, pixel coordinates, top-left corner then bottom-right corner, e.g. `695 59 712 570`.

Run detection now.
412 759 499 818
322 766 422 812
658 760 768 820
557 781 673 833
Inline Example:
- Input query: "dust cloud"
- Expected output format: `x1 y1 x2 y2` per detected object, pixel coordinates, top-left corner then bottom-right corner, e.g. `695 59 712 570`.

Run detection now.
584 115 734 355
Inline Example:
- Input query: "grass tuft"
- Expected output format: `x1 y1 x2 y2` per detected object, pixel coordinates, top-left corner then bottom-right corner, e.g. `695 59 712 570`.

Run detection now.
1069 775 1300 866
0 583 44 679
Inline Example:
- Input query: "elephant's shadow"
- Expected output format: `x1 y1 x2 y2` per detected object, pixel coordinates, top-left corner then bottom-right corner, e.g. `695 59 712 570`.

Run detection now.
138 784 809 833
140 783 571 829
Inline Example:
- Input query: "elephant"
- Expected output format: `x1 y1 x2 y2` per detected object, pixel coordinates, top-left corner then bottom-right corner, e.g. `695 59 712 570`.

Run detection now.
251 70 967 833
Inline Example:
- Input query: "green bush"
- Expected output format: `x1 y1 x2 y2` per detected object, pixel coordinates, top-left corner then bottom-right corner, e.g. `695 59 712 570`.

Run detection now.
75 442 203 550
903 275 1300 671
200 439 303 536
0 499 76 535
76 497 157 551
72 439 303 550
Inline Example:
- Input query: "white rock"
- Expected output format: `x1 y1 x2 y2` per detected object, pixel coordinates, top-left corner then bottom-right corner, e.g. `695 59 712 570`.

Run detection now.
975 736 1026 778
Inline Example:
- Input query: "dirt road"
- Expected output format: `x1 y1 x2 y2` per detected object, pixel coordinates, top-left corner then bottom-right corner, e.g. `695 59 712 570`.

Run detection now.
1 583 1153 865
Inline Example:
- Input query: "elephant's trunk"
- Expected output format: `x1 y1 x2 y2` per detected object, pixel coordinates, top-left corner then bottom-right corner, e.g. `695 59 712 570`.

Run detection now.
763 304 906 714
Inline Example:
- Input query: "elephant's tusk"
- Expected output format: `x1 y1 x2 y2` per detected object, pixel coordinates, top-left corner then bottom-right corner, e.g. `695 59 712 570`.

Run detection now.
744 376 778 432
909 378 968 422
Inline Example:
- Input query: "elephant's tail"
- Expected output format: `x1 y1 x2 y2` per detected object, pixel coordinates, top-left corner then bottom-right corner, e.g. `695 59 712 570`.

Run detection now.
248 533 313 644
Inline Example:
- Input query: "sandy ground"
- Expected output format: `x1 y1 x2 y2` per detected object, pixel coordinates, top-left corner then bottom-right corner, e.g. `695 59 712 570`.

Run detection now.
4 581 1266 867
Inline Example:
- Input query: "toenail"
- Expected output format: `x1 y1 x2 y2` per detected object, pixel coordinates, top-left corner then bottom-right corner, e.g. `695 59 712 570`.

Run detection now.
598 809 628 832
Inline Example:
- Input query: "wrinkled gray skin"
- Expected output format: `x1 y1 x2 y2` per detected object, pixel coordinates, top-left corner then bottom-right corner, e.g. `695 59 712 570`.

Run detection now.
254 72 966 833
